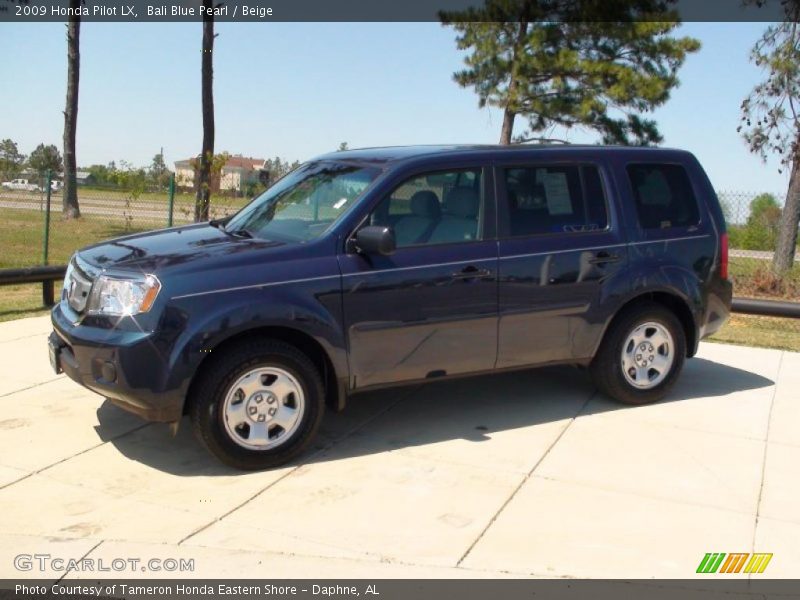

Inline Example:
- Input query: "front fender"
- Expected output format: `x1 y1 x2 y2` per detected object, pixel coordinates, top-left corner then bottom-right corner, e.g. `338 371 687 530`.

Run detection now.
161 276 347 404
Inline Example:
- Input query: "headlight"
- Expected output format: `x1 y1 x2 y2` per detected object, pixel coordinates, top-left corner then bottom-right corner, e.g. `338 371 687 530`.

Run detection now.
86 274 161 316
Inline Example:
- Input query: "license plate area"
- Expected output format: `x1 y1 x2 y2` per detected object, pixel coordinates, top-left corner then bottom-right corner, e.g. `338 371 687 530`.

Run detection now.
49 340 62 374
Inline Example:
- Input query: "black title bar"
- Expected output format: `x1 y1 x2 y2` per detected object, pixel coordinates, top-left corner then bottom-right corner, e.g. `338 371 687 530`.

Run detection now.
0 0 793 23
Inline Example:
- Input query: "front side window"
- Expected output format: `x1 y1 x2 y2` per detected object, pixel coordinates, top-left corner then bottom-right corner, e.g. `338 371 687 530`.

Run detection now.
225 161 380 242
503 165 608 236
627 164 700 230
369 169 483 247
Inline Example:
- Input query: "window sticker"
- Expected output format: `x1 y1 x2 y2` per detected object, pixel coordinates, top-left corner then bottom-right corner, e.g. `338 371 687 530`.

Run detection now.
543 172 573 215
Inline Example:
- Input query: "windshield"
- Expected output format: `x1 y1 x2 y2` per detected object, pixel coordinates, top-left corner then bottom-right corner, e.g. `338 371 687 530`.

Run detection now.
224 161 380 242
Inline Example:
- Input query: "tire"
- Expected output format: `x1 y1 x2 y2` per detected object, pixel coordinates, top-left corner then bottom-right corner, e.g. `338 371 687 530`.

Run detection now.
189 339 324 470
590 302 686 405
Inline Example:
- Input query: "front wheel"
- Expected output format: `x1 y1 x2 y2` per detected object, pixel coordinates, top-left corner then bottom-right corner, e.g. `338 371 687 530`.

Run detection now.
190 340 324 470
590 303 686 405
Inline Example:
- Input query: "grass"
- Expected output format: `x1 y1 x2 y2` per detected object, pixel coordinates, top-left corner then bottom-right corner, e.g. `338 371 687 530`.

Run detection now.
709 314 800 352
2 187 250 217
0 284 50 323
0 208 155 322
729 256 800 300
0 207 798 351
4 287 796 351
0 207 153 269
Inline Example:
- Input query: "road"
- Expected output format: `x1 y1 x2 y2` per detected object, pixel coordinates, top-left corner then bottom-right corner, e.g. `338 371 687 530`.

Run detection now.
0 198 193 223
730 249 800 262
0 191 246 224
0 315 797 579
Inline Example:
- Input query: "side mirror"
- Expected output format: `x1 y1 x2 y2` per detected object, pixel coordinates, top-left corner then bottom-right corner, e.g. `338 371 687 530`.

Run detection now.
354 225 396 256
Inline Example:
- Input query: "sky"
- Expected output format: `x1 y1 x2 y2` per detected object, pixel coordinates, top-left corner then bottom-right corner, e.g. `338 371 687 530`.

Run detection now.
0 21 790 195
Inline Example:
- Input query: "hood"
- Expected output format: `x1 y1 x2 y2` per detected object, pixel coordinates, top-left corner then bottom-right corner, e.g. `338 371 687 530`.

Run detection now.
77 223 289 274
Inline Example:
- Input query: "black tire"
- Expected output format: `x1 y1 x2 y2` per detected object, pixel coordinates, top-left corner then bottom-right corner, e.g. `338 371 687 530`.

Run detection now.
590 302 686 405
189 339 324 470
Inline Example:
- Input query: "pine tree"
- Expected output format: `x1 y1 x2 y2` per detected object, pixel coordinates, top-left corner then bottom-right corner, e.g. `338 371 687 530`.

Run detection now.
441 0 700 145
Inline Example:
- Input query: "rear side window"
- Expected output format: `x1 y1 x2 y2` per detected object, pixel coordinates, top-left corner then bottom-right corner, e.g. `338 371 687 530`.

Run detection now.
626 164 700 230
503 165 608 236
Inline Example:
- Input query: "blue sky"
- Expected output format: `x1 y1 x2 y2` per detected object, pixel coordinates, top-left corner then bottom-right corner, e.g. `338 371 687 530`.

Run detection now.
0 21 789 194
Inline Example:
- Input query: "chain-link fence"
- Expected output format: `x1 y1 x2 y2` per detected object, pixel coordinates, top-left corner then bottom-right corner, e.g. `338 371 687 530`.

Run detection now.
0 175 249 270
717 190 799 301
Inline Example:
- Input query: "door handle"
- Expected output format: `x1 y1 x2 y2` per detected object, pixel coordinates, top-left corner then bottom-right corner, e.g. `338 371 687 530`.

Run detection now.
588 252 621 265
451 265 492 280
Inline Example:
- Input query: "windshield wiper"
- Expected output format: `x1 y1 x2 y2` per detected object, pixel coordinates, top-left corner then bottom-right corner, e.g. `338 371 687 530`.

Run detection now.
209 218 251 238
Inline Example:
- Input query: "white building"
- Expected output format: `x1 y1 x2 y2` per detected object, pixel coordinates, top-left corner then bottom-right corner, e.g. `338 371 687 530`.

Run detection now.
174 155 266 194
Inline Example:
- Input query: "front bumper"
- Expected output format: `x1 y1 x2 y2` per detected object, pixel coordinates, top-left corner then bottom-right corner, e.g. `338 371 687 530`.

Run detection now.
50 303 185 422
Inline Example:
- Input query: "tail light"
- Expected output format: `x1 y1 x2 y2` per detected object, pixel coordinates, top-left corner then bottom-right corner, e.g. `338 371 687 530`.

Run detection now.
720 232 729 280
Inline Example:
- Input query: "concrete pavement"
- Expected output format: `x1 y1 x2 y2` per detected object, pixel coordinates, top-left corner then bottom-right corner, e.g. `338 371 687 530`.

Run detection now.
0 315 797 579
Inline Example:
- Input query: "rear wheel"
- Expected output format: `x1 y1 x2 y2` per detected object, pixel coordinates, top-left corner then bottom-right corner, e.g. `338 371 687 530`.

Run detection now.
590 303 686 405
190 339 324 470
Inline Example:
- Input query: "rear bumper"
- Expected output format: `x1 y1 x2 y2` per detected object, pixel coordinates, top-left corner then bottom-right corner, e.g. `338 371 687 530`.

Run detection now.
50 304 184 422
698 278 733 345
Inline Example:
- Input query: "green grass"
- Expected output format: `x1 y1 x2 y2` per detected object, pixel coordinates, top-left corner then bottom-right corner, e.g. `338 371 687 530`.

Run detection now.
710 314 800 352
1 207 799 352
4 284 797 352
0 284 50 323
729 256 800 300
0 188 250 225
0 208 153 269
0 208 152 322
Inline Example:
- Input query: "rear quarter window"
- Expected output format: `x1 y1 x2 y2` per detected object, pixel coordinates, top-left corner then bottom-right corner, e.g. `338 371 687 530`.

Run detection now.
626 164 700 230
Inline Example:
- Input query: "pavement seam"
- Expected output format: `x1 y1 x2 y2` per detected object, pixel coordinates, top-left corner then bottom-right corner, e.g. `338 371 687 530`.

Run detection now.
0 332 54 345
55 539 104 583
0 377 63 399
184 532 570 578
0 422 152 491
104 535 553 578
36 423 153 475
176 385 422 547
454 389 595 567
750 350 783 564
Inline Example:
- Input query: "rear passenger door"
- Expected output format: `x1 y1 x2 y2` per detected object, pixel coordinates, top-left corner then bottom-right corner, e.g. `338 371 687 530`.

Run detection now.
339 166 499 389
496 160 629 368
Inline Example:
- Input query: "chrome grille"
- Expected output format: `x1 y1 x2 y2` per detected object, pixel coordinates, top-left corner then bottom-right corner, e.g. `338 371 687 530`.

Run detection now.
64 257 96 313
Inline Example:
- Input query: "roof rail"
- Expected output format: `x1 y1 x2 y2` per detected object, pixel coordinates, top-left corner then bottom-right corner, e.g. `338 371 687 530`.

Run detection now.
513 137 571 145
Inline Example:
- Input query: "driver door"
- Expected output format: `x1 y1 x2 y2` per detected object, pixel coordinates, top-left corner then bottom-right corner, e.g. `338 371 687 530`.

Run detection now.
338 166 499 389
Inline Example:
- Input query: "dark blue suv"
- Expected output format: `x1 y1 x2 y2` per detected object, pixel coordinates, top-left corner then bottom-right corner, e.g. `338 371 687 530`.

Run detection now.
49 145 732 469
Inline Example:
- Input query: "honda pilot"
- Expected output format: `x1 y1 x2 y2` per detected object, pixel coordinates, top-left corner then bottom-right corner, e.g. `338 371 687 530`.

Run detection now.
49 145 732 469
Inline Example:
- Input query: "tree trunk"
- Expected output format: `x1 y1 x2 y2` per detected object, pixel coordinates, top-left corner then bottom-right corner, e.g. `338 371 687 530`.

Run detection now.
62 1 81 219
499 107 516 145
499 20 528 145
195 2 215 223
772 154 800 274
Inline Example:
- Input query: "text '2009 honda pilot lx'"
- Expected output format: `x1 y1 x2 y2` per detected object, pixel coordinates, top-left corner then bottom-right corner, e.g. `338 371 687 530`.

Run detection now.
50 145 732 469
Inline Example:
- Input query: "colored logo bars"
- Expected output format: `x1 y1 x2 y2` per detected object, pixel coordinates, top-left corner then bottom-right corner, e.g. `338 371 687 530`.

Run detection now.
696 553 773 574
